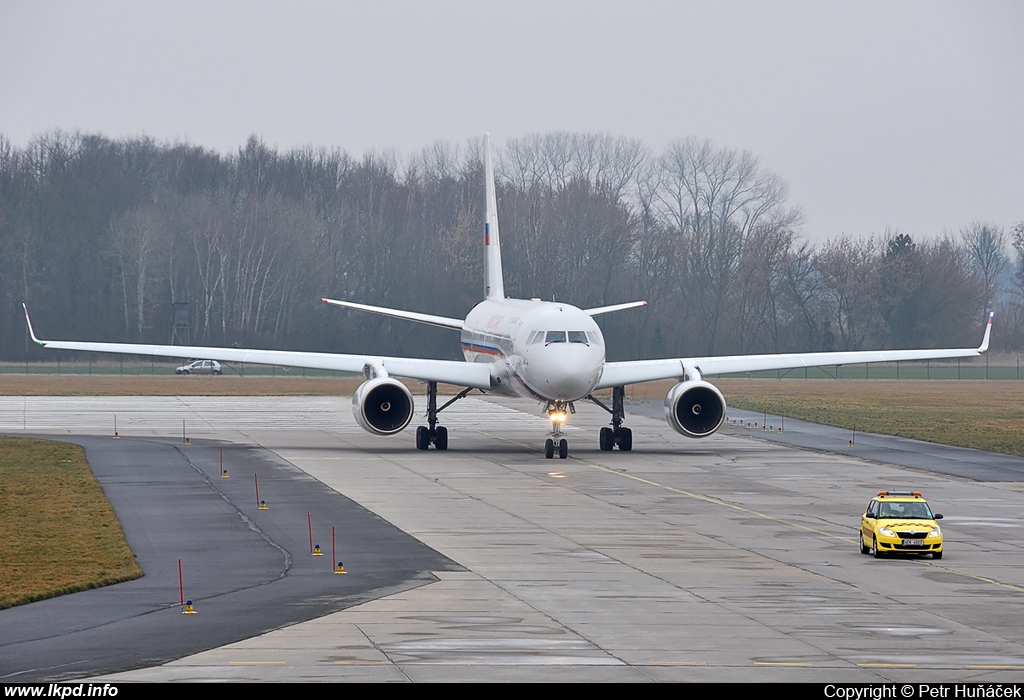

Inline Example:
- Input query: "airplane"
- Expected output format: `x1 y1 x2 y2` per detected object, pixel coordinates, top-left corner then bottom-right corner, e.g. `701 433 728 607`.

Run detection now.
23 134 994 459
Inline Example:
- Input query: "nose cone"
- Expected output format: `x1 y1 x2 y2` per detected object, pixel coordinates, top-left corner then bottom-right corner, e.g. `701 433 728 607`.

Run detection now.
525 342 603 400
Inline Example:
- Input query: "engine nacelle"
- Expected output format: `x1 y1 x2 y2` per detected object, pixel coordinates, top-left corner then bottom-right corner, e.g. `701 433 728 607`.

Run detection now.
352 378 414 436
664 380 727 438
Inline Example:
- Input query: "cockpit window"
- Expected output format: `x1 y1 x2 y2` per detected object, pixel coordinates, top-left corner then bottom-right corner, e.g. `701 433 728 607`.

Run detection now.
544 331 567 344
568 331 589 344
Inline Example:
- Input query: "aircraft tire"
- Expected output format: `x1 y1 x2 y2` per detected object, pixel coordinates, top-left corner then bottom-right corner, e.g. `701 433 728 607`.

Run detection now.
599 427 613 451
435 426 448 451
544 439 554 459
558 439 568 459
619 428 633 451
415 426 429 450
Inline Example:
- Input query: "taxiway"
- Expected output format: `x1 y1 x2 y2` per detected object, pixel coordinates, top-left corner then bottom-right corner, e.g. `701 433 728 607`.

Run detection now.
3 394 1024 682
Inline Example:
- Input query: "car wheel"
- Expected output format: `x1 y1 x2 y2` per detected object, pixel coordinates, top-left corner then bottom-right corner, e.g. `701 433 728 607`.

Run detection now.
872 536 882 558
213 370 222 375
860 532 870 555
932 550 942 560
181 370 190 375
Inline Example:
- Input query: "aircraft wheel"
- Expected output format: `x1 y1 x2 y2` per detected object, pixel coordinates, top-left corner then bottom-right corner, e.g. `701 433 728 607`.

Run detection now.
435 426 448 451
558 439 568 459
544 438 554 459
619 427 633 451
599 427 613 451
416 426 429 450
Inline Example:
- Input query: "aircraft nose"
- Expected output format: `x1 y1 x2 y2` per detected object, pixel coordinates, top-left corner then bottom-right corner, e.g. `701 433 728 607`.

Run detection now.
530 343 603 399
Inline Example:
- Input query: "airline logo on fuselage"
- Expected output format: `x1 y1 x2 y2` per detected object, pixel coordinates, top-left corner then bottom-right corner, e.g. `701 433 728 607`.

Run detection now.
485 222 491 246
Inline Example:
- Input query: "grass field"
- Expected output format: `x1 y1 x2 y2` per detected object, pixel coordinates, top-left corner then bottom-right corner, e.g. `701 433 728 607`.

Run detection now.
611 378 1024 459
0 437 142 609
683 379 1023 459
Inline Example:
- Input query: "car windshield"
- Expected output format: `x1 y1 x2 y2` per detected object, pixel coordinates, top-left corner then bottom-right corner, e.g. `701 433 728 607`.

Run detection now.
878 501 933 519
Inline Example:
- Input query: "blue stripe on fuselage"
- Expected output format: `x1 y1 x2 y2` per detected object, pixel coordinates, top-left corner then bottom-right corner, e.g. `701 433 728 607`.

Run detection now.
460 341 546 401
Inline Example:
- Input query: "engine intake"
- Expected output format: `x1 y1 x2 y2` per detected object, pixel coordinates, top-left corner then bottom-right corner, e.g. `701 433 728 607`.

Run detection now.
664 380 727 438
352 378 414 435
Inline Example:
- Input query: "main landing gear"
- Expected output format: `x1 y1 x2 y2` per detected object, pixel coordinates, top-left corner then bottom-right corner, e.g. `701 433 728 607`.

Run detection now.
588 385 633 451
415 381 473 450
544 400 572 459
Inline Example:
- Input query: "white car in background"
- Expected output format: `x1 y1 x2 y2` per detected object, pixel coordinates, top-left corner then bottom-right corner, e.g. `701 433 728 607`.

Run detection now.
175 359 222 375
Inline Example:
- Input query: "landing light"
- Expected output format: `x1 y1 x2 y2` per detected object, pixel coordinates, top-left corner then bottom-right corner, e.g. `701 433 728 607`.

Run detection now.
550 411 567 423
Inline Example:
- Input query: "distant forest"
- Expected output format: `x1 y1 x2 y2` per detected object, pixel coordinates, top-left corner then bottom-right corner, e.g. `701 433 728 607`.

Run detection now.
2 130 1022 363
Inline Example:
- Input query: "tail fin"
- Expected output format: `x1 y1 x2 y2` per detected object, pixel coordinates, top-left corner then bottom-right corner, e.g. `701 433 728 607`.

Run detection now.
483 133 505 300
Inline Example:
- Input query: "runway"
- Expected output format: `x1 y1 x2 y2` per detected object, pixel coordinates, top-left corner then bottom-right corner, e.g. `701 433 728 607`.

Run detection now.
3 394 1024 682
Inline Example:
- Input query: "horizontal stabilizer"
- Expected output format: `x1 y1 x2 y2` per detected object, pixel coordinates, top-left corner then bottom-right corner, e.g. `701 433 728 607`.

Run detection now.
322 298 464 330
584 301 647 317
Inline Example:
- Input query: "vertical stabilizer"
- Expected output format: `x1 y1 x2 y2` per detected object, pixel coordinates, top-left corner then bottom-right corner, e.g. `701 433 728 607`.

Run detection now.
483 133 505 299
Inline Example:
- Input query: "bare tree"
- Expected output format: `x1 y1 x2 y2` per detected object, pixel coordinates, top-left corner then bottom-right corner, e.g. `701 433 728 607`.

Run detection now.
814 235 882 350
652 137 803 354
960 221 1008 313
107 205 167 338
503 132 648 200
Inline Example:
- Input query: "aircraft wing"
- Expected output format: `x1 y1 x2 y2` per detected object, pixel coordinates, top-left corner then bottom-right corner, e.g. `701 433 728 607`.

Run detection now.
23 305 492 390
595 313 994 389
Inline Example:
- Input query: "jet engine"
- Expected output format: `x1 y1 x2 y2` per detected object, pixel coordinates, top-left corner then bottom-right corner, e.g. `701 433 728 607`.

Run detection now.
352 378 414 435
664 380 727 438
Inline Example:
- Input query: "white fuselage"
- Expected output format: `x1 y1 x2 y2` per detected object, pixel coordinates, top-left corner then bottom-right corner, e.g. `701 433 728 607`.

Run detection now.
460 298 605 402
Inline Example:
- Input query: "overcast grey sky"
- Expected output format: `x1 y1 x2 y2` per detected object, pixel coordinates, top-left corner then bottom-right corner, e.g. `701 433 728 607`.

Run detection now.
2 1 1021 242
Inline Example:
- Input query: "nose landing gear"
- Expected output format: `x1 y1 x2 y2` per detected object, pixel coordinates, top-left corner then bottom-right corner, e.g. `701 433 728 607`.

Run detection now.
544 400 573 459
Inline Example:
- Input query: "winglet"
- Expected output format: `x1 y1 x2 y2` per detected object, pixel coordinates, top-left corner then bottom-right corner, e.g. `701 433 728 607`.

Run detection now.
22 303 45 346
978 311 994 353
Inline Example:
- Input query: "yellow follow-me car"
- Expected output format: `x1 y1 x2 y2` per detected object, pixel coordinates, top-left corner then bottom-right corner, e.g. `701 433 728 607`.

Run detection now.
860 491 943 559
